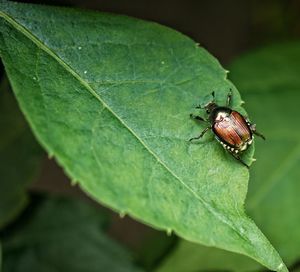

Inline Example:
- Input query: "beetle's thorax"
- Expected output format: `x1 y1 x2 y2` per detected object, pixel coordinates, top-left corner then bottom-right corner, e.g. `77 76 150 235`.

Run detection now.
209 106 231 123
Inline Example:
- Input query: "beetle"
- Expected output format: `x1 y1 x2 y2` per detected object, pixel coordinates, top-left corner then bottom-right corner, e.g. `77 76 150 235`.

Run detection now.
189 90 265 168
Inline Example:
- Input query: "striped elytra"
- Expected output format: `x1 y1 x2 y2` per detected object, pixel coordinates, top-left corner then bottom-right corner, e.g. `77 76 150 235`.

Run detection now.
213 110 252 151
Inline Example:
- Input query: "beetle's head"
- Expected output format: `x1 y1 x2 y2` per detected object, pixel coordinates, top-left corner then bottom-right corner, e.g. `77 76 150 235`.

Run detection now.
201 91 218 114
204 101 218 114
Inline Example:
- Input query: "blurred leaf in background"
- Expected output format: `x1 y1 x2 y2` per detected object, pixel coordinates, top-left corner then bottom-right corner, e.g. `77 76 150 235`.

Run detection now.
136 231 177 271
1 196 142 272
156 242 260 272
0 240 2 269
0 2 288 270
0 77 43 229
234 41 300 267
157 41 300 271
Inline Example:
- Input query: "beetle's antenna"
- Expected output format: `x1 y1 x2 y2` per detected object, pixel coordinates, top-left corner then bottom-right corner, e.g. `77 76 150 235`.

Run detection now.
227 88 233 107
211 91 215 102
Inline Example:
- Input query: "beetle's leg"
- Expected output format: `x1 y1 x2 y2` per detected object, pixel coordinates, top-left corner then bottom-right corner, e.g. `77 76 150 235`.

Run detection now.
229 152 250 169
253 130 266 140
189 126 211 141
211 91 215 102
190 114 208 123
196 92 215 108
249 123 266 140
226 89 232 107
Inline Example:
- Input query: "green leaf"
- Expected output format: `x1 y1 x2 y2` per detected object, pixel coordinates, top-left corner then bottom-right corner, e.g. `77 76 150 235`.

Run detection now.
234 41 300 267
157 42 300 271
0 77 42 229
2 196 141 272
0 2 287 271
136 231 177 271
156 242 261 272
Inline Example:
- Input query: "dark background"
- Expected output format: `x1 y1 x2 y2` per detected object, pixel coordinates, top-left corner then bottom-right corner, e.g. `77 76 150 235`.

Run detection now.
8 0 300 269
18 0 300 65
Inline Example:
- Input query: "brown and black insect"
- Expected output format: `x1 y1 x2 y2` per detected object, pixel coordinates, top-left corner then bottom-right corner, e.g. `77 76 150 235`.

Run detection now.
189 91 265 168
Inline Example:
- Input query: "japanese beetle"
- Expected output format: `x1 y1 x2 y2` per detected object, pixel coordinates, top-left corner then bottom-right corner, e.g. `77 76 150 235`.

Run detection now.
189 91 265 168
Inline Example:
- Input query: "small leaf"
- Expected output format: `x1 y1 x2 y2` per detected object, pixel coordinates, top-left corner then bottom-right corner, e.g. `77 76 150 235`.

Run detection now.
2 196 141 272
157 42 300 271
0 2 287 270
0 77 42 229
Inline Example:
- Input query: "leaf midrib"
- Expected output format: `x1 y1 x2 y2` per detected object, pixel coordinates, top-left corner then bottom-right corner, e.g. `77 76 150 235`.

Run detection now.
0 10 247 241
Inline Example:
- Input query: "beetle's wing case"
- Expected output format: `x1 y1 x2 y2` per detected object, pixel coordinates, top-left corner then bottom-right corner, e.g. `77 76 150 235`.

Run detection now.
212 110 252 150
